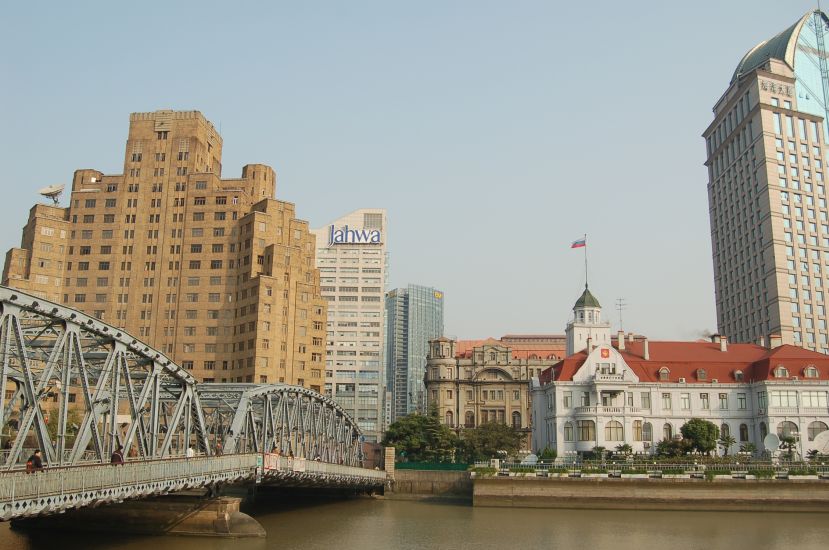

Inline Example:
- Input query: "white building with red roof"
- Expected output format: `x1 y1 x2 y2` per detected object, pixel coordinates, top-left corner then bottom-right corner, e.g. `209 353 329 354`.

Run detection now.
532 288 829 458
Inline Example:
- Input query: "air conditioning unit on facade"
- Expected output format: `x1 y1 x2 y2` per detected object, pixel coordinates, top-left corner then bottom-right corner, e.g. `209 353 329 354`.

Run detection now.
678 377 686 383
711 379 719 383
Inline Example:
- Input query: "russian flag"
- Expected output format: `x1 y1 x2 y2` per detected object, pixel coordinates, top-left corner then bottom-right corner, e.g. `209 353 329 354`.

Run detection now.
571 238 586 249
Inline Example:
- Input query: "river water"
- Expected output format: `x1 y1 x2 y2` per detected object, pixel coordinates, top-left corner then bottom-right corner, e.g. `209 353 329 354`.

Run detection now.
1 498 827 550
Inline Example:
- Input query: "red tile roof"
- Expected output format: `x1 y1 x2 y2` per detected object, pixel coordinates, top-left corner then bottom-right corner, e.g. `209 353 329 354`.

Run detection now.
539 340 829 384
455 335 566 361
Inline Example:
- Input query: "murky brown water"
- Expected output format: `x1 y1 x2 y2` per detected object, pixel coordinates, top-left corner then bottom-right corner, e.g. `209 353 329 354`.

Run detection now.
1 498 827 549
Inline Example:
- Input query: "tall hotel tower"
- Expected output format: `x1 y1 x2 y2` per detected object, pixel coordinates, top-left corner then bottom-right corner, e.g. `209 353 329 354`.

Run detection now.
3 110 328 388
311 210 387 441
705 10 829 352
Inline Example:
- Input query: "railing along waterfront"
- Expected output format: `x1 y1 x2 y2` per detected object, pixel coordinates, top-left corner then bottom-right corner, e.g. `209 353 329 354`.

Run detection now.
474 460 829 478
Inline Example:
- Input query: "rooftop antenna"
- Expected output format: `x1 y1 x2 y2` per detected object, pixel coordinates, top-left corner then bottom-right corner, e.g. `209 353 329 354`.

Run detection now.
38 184 65 206
616 298 627 331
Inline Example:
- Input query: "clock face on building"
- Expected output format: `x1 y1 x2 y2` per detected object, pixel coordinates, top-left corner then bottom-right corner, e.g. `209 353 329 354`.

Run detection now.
601 348 610 359
434 291 443 299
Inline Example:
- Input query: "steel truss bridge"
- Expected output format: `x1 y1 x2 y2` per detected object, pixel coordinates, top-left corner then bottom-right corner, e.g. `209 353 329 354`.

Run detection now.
0 287 386 521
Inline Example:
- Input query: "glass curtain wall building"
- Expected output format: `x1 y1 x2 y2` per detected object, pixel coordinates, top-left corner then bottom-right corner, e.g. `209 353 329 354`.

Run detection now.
385 285 444 421
311 209 388 442
705 10 829 351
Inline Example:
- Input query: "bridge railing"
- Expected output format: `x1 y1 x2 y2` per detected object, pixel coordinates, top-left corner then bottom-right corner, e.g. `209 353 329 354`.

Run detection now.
0 455 258 505
263 455 386 482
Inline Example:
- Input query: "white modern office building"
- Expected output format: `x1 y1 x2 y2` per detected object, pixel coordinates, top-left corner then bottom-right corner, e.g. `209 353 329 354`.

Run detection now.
312 209 388 442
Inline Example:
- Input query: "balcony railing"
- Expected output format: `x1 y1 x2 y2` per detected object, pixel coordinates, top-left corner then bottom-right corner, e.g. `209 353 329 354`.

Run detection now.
573 406 645 415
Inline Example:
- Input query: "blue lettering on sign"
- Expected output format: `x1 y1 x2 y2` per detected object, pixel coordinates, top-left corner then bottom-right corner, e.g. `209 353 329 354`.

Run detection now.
328 225 382 245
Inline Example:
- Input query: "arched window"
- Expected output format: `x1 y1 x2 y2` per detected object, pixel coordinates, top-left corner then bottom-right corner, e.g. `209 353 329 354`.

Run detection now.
633 420 643 441
464 411 475 428
721 423 730 438
734 370 744 382
808 421 828 441
564 422 574 442
658 367 670 381
577 420 595 441
529 354 538 360
512 411 522 429
739 424 749 442
760 422 768 440
663 423 673 441
489 352 496 361
445 411 454 428
777 421 799 439
697 369 707 381
642 422 653 442
605 421 624 441
804 365 819 378
774 365 789 378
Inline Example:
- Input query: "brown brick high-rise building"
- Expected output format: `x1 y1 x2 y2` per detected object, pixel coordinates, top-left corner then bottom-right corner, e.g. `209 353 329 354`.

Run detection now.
3 110 327 390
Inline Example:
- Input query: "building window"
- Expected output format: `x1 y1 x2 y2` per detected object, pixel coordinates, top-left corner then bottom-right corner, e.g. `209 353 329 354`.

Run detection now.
680 393 690 410
739 424 749 442
604 421 623 441
512 412 521 429
734 370 744 382
465 411 475 428
757 391 767 409
580 392 590 407
663 423 673 441
658 367 670 381
564 422 574 442
804 365 819 378
642 422 653 442
696 369 707 381
562 391 572 408
737 393 746 409
661 393 671 410
445 411 454 428
641 393 650 409
721 423 730 439
633 420 643 441
576 420 595 442
777 421 799 439
700 392 710 409
808 421 828 441
719 393 728 409
760 422 768 440
774 365 789 378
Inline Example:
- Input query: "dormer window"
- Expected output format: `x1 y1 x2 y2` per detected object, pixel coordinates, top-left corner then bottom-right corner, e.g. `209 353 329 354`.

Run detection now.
804 365 819 378
658 367 670 381
774 365 789 378
734 370 744 382
697 369 707 381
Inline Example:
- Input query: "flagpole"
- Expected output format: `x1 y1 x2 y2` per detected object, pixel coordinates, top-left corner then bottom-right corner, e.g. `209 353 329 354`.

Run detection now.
584 233 588 288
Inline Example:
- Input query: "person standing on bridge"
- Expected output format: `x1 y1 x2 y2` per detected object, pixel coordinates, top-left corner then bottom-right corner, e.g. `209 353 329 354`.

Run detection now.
110 445 125 465
186 446 195 459
26 449 44 473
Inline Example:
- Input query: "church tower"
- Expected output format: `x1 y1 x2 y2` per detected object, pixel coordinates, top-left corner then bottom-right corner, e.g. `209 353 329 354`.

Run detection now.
565 285 611 355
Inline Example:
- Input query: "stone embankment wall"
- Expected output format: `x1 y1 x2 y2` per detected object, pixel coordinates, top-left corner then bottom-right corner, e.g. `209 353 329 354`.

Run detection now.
388 470 472 500
473 477 829 512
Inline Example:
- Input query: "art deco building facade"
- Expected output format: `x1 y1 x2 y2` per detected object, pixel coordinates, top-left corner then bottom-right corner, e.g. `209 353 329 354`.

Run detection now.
385 284 444 421
705 10 829 352
3 110 327 390
311 209 388 441
425 335 565 448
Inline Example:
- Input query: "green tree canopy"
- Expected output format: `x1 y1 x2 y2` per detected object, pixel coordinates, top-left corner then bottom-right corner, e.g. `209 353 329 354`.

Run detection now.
680 418 719 453
456 422 523 462
381 406 457 462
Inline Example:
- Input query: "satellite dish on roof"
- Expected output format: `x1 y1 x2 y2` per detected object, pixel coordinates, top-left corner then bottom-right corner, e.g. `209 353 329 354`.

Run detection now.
763 433 780 452
812 431 829 455
521 453 538 466
38 184 65 205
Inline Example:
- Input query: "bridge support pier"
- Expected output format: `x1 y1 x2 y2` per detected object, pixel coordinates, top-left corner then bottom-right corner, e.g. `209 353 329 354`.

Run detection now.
12 494 265 538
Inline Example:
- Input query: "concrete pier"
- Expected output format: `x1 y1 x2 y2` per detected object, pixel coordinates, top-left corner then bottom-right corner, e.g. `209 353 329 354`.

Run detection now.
12 494 266 538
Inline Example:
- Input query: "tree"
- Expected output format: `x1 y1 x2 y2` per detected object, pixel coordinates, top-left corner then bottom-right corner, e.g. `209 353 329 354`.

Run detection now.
739 442 757 455
381 406 457 462
718 434 736 456
780 436 797 461
615 443 633 456
456 422 523 462
680 418 719 453
538 446 557 462
656 438 690 458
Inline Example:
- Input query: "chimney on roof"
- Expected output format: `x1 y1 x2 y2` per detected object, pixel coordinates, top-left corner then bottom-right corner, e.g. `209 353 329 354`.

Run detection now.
757 335 766 348
711 334 721 344
769 334 782 348
628 333 634 343
618 330 625 351
643 338 650 361
586 336 592 352
720 335 728 352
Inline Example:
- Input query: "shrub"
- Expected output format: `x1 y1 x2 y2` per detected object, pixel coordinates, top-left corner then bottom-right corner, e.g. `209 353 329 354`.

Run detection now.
705 469 732 481
622 468 648 475
660 468 686 475
581 467 608 474
469 467 496 475
787 467 817 476
509 466 536 473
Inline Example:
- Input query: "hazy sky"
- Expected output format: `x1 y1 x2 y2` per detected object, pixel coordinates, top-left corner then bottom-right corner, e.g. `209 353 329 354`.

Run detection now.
0 1 820 340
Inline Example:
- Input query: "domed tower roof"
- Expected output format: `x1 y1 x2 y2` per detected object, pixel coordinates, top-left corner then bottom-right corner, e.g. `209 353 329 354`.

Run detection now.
574 285 600 309
730 10 825 84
